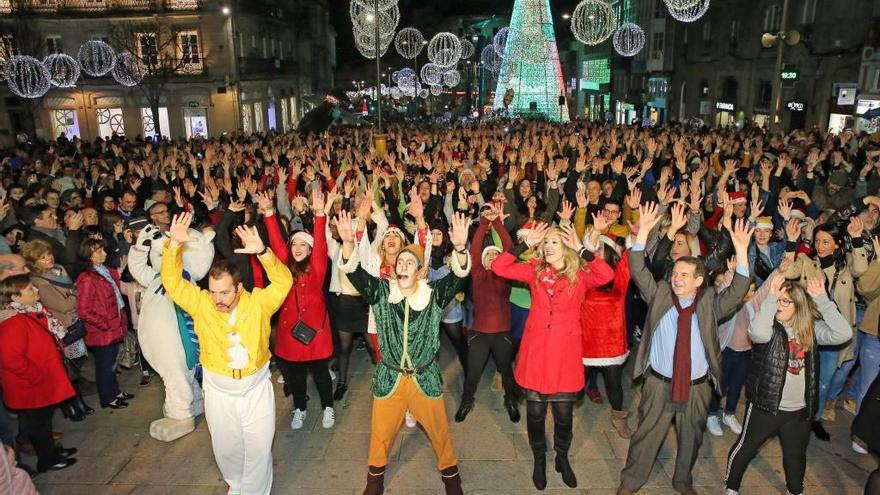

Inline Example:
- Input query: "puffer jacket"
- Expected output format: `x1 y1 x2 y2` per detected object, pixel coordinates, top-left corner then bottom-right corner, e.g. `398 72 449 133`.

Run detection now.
746 320 818 415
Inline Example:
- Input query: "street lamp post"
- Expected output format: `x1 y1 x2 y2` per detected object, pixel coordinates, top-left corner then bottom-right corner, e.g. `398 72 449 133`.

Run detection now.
767 0 800 130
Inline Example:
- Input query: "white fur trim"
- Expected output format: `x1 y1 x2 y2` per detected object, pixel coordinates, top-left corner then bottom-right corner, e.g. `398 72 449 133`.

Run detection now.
599 235 621 254
388 278 431 311
338 248 361 274
582 351 629 366
450 251 472 278
291 231 314 248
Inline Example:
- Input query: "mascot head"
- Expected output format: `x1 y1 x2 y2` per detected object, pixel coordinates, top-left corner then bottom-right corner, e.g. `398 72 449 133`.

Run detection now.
139 224 216 281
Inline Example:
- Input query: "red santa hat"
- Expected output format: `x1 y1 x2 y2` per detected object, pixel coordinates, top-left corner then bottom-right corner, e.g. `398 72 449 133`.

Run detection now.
598 232 621 254
728 191 747 205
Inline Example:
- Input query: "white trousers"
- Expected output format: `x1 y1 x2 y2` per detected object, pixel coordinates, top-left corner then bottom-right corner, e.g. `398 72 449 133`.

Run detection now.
203 365 275 495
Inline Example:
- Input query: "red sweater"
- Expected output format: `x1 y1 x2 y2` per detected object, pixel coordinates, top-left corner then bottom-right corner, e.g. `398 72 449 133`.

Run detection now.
470 217 513 333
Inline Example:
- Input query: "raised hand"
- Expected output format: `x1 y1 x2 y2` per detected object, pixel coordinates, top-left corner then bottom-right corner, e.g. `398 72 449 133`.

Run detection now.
785 218 802 242
233 225 266 254
559 200 575 222
669 203 688 236
848 216 865 239
335 211 355 245
769 272 786 298
169 212 196 245
806 277 827 298
560 224 583 252
730 218 755 251
254 191 273 215
524 222 550 248
312 188 326 217
637 202 662 235
407 188 424 219
592 210 612 233
449 212 470 251
626 187 642 210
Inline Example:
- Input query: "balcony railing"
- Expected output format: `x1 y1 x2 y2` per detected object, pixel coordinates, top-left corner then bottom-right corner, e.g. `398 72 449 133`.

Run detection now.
238 56 298 76
0 0 202 14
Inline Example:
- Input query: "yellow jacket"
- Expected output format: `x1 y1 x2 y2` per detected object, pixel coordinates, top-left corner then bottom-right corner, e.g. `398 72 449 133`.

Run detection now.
160 241 293 378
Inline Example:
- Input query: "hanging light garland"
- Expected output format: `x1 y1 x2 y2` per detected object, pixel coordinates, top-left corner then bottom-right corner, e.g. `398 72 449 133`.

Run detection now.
112 51 145 87
77 40 116 77
667 0 710 22
663 0 701 10
428 32 462 68
571 0 617 46
43 53 80 88
394 27 424 59
5 55 50 98
612 23 646 57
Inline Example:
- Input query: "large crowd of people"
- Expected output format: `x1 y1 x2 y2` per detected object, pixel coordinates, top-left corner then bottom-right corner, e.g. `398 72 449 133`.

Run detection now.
0 119 878 495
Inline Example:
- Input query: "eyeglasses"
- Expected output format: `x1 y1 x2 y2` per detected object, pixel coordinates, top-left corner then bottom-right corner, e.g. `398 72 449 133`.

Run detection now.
778 298 794 307
603 208 621 215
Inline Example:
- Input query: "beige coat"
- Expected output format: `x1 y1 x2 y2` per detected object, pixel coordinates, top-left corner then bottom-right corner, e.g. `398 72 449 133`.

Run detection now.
857 258 880 338
783 247 868 363
30 271 78 328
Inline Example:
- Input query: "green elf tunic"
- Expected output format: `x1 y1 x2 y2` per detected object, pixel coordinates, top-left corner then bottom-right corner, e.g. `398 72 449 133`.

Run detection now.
339 248 471 399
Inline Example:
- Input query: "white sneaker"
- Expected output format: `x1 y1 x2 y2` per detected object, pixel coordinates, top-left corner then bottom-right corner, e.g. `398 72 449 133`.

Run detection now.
405 410 417 428
322 407 336 429
329 369 337 381
277 374 285 384
707 415 723 436
723 413 743 435
290 409 307 430
853 441 869 455
725 490 739 495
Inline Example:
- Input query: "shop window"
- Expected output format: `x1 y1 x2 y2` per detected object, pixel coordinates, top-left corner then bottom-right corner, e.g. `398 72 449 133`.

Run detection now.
96 108 124 137
51 109 79 139
141 107 170 140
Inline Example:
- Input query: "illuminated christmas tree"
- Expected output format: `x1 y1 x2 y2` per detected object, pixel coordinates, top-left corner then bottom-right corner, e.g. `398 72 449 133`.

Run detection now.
493 0 569 121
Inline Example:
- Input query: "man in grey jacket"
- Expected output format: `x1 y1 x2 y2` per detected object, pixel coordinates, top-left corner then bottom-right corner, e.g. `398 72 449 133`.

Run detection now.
617 202 753 495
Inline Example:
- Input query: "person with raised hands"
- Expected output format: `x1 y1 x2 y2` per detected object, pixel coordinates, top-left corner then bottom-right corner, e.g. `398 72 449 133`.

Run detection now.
724 275 852 495
617 203 753 495
336 210 471 495
159 211 292 495
490 220 614 490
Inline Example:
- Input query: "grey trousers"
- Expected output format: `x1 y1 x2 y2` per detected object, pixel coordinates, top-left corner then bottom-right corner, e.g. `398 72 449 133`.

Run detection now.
619 373 712 492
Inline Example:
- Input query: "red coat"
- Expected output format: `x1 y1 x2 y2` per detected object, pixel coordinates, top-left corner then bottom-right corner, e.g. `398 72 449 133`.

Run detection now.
581 251 631 365
470 217 513 333
268 214 333 362
75 266 128 347
0 313 75 409
492 252 615 394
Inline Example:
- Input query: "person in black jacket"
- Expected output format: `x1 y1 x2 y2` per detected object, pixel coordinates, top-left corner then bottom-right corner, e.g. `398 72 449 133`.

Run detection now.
724 274 852 495
852 373 880 494
22 205 84 280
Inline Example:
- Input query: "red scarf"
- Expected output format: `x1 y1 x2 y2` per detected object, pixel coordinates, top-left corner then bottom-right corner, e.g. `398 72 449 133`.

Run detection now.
670 291 702 404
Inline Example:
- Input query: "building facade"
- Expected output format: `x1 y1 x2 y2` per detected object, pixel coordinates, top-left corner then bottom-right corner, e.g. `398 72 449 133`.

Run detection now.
0 0 335 145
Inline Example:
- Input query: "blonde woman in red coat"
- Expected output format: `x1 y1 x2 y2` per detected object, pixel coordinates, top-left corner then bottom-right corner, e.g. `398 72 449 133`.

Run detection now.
491 223 614 491
580 219 632 439
259 190 335 431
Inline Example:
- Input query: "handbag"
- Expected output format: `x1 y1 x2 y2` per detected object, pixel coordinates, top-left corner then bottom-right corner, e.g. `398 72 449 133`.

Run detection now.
289 286 326 345
62 318 87 360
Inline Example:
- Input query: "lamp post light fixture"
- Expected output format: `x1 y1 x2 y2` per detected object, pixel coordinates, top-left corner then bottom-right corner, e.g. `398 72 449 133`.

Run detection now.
222 6 230 15
760 0 800 129
562 13 571 20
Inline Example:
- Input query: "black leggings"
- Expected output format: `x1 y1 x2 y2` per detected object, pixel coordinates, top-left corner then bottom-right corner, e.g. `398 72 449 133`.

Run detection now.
526 400 574 458
277 358 334 411
335 331 378 386
725 403 811 494
462 331 517 402
18 405 60 471
584 365 624 411
441 321 468 372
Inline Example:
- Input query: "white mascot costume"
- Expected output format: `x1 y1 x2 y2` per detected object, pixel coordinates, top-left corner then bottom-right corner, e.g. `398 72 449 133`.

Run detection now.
129 223 215 442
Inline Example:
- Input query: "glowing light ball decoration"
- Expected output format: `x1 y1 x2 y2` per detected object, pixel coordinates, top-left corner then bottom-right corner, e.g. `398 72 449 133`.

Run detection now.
350 1 399 37
418 88 429 99
481 45 502 73
43 53 80 88
493 27 512 57
459 38 475 59
420 63 442 85
390 86 401 99
395 27 424 59
430 84 443 96
663 0 701 10
571 0 617 46
5 55 51 98
428 32 462 68
391 70 400 83
667 0 710 22
442 69 460 87
612 23 645 57
351 0 398 10
398 67 416 79
77 40 116 77
112 51 145 87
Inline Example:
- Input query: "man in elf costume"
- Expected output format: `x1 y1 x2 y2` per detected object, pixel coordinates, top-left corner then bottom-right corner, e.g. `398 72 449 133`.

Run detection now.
337 210 471 495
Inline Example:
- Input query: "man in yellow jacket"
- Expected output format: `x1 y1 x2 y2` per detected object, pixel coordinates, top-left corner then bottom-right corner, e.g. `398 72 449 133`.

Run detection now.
160 212 292 495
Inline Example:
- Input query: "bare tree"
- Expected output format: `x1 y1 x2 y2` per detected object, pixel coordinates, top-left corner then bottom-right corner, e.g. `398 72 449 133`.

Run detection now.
111 20 205 139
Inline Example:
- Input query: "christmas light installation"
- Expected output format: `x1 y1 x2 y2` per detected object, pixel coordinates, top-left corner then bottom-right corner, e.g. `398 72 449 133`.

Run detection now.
443 69 460 87
428 32 462 68
43 53 80 88
395 27 424 59
77 40 116 77
571 0 617 46
481 45 503 74
112 51 145 87
430 84 443 96
612 23 645 57
421 63 443 85
663 0 701 10
667 0 710 22
494 0 569 121
459 38 475 59
493 27 512 57
6 55 50 98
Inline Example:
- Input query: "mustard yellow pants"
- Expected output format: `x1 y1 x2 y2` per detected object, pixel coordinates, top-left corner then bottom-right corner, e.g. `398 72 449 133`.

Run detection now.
367 376 458 470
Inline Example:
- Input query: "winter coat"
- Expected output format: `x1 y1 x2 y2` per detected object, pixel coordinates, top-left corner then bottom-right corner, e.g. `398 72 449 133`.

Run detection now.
581 251 630 365
269 214 333 362
469 217 513 333
75 265 128 347
492 250 614 394
856 256 880 338
746 293 852 414
0 312 75 409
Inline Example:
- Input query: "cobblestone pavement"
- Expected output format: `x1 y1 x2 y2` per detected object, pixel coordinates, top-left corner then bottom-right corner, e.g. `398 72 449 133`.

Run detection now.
25 342 873 494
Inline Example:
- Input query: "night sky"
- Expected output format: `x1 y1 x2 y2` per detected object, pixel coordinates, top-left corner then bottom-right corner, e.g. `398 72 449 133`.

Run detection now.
328 0 583 79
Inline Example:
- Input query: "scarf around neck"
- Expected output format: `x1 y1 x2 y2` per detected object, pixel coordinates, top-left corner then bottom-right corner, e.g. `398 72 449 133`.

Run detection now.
93 264 124 313
7 301 67 341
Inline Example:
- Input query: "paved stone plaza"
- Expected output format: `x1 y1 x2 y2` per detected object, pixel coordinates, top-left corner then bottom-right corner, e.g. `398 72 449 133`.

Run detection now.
24 344 874 494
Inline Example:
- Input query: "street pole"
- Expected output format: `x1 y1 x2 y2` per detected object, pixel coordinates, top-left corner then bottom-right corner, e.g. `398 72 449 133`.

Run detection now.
373 0 386 156
770 0 790 130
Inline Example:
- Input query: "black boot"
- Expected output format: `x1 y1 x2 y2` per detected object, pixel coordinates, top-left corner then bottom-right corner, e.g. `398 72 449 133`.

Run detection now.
362 465 385 495
454 400 474 423
553 404 577 488
76 395 95 415
504 398 520 423
60 399 84 422
526 401 548 490
334 382 348 401
440 465 463 495
555 455 577 488
811 420 831 441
